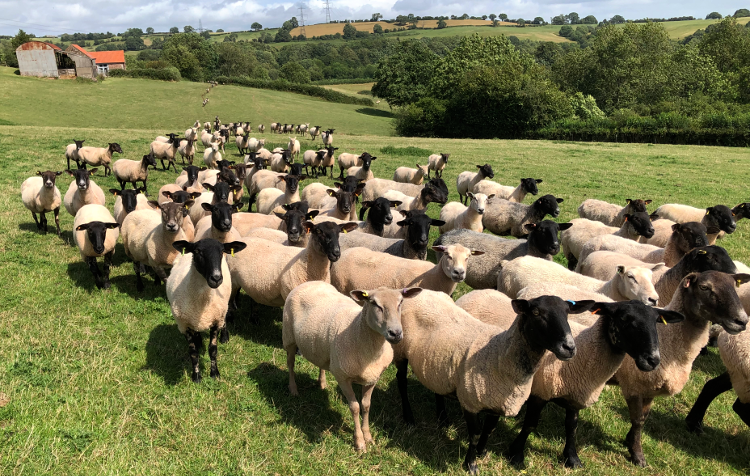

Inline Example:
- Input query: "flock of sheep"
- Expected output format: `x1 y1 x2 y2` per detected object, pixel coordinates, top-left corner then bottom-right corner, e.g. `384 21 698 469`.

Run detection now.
19 116 750 474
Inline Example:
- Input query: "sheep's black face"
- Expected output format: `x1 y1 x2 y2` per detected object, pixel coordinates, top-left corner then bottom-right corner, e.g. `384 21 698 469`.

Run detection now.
114 188 140 212
76 221 118 255
233 164 247 181
144 154 157 167
284 175 302 194
366 197 394 226
732 202 750 221
361 155 376 171
399 212 445 255
218 169 240 187
68 168 94 190
183 166 203 186
38 170 62 189
626 199 650 213
326 146 338 157
683 246 737 274
535 195 563 218
203 201 234 233
513 297 594 361
477 163 494 179
426 178 449 204
672 222 708 250
174 239 247 289
208 182 231 203
289 164 304 176
626 211 655 239
110 143 123 154
307 221 357 262
334 190 356 214
338 176 363 193
441 153 450 163
526 220 567 255
521 178 542 196
681 271 750 335
707 205 736 234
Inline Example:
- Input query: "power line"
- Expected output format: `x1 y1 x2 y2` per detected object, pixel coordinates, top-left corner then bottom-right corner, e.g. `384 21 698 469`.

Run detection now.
198 19 204 33
323 0 332 24
298 4 307 37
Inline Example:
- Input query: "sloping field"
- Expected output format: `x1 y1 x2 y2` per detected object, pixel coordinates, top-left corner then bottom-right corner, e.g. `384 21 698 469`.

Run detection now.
289 19 516 36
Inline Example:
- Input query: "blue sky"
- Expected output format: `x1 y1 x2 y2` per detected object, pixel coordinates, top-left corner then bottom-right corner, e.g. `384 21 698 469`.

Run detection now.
0 0 747 36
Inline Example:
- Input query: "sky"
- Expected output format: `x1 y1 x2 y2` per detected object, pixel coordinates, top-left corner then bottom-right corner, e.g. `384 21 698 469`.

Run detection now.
0 0 747 36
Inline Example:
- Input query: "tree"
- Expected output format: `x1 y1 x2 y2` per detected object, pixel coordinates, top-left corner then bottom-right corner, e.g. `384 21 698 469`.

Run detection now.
499 13 508 21
517 18 526 26
706 12 723 20
371 13 382 22
489 14 497 21
216 29 224 32
161 32 217 81
146 27 155 34
437 19 447 29
610 15 626 24
734 9 750 17
372 40 439 107
169 27 179 34
275 29 292 42
559 25 573 37
216 42 257 77
568 12 579 24
534 41 563 66
482 15 487 20
581 15 598 24
343 22 357 39
373 24 384 34
279 61 311 83
551 14 566 25
124 36 145 51
534 17 545 25
251 22 262 31
10 29 32 50
460 13 470 20
184 25 194 33
200 31 211 40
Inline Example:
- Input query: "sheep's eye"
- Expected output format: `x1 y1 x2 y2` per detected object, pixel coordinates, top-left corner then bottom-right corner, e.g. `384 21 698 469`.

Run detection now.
532 309 539 316
699 284 709 291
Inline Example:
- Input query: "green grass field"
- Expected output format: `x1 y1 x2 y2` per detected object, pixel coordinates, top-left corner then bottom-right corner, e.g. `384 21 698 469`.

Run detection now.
1 68 750 474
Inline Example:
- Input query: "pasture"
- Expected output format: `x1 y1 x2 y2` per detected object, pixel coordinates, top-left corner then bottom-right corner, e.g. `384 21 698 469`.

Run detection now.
1 71 750 474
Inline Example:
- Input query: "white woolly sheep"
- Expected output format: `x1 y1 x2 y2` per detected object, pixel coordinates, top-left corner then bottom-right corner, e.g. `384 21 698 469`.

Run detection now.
578 198 651 227
150 137 181 172
393 164 429 185
473 177 542 203
652 203 736 245
456 164 494 205
177 138 197 165
483 194 564 238
63 168 106 217
21 170 63 235
289 137 301 160
256 175 305 215
111 187 150 225
64 140 85 170
113 155 157 194
203 142 223 169
76 143 122 177
427 153 449 178
439 193 492 234
73 204 120 289
193 202 243 243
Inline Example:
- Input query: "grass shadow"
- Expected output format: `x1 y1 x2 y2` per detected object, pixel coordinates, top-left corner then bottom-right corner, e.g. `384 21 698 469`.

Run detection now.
355 108 394 119
108 269 166 301
247 362 345 445
692 348 726 374
66 261 99 291
225 293 284 348
143 323 189 386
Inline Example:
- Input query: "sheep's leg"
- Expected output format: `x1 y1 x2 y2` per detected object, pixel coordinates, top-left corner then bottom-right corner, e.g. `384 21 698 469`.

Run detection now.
624 396 652 467
339 380 366 452
186 329 202 383
508 394 547 467
40 212 49 232
53 207 60 236
286 344 298 395
141 180 148 195
462 409 482 475
208 324 220 378
733 398 750 427
85 256 104 289
102 251 113 289
361 384 376 445
686 372 732 433
318 368 327 390
153 267 168 286
337 167 345 180
435 393 449 427
161 158 168 171
395 359 415 425
104 164 111 177
31 212 41 230
562 406 583 468
475 413 500 458
118 179 126 190
133 261 145 292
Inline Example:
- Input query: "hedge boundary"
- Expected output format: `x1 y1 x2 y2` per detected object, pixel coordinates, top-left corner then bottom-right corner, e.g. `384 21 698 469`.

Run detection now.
214 76 373 106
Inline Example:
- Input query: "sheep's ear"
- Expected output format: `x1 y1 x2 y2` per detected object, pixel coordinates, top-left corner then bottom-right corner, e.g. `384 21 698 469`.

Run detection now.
623 214 632 222
535 179 542 183
651 262 667 272
182 186 189 191
416 163 421 168
390 201 402 208
626 199 632 204
104 222 119 229
274 212 286 219
402 287 423 299
200 167 207 171
475 165 482 169
88 168 98 175
556 198 564 203
732 274 750 287
147 200 160 209
645 200 652 204
487 194 496 200
334 182 343 189
356 183 366 190
432 245 447 253
223 241 247 255
557 222 573 231
190 192 202 199
430 219 446 227
183 200 195 211
232 202 244 212
616 265 626 275
66 170 75 176
467 192 475 199
567 300 596 314
470 250 484 256
341 223 359 234
162 191 172 199
202 183 214 191
303 221 315 233
706 207 714 215
109 188 121 196
524 223 537 232
36 171 43 176
55 171 64 176
306 210 320 220
370 156 377 160
511 299 530 315
361 201 372 210
326 189 337 197
671 223 681 232
299 175 308 181
649 212 659 220
75 224 90 231
350 290 370 303
172 240 194 254
656 309 685 324
201 203 214 212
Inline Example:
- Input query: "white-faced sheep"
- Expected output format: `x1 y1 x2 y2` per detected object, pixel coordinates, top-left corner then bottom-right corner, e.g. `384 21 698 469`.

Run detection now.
456 164 494 205
288 137 301 161
483 194 564 238
439 193 492 234
73 204 120 289
113 155 157 194
393 164 429 185
75 143 122 177
167 238 247 382
427 153 449 178
177 138 197 165
63 168 106 217
283 282 421 451
203 142 223 169
578 198 651 227
473 178 542 203
21 170 63 235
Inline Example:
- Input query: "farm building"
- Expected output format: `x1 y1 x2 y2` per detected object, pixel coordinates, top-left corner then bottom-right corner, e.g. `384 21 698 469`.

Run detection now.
88 50 126 76
64 45 98 79
15 41 124 79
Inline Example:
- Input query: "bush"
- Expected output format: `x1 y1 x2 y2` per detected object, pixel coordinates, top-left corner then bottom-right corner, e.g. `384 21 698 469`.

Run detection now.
108 67 181 81
213 76 373 106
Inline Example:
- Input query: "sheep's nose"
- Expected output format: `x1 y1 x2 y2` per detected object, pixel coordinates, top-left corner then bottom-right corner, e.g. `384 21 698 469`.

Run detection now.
646 354 661 369
222 219 231 228
477 209 484 215
452 269 466 281
166 223 178 232
387 328 403 343
207 273 223 288
648 297 657 306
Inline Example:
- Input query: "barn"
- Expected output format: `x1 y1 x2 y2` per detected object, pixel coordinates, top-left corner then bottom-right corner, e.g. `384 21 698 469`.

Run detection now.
64 44 98 79
88 50 126 76
15 41 76 78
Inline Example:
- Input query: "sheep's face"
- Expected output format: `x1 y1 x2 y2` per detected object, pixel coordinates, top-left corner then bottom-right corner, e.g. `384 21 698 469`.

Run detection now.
205 182 231 203
109 143 123 154
68 168 95 191
682 246 737 274
218 168 240 188
427 178 449 204
233 164 248 181
614 266 658 306
420 184 445 206
521 178 542 196
37 170 63 189
623 211 655 239
326 146 338 157
534 195 563 218
476 163 494 179
315 151 326 164
512 296 593 361
525 220 570 256
281 175 306 194
352 287 422 344
202 201 234 233
337 176 363 193
399 212 444 257
159 201 191 233
76 221 118 255
112 188 144 213
706 205 736 234
173 239 247 289
625 198 651 213
417 164 429 176
328 189 358 215
163 190 201 205
183 166 205 186
441 153 450 163
306 221 359 262
361 155 376 171
591 301 684 372
671 222 708 251
467 193 491 215
363 197 398 227
288 164 304 177
433 244 482 283
277 209 318 243
143 154 157 168
680 271 750 334
731 202 750 221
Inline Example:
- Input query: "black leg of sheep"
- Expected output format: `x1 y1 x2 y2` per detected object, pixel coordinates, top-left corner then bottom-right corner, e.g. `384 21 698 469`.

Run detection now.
507 395 548 467
208 324 220 378
31 212 41 231
462 409 483 475
562 406 583 468
85 256 104 289
395 360 415 425
102 251 113 290
474 413 500 458
435 394 449 427
624 396 653 467
54 207 61 236
685 372 732 433
185 329 203 383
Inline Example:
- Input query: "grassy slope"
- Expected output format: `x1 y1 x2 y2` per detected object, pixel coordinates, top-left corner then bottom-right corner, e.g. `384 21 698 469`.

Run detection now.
1 69 750 474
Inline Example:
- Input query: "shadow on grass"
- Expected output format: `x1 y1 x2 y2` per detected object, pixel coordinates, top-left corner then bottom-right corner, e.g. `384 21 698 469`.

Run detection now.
144 323 189 386
225 293 284 348
247 362 345 445
108 269 166 301
355 108 394 119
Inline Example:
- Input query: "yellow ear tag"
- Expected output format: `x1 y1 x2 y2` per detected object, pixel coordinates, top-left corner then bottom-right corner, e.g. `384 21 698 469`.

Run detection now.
706 210 710 215
231 248 235 257
182 249 185 255
343 229 347 233
737 279 742 288
661 316 668 325
361 291 368 297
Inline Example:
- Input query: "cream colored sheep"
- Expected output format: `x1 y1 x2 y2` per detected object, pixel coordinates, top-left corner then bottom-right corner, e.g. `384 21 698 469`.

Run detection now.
177 139 197 165
193 202 242 243
473 177 542 203
360 178 424 203
175 166 207 192
21 171 63 235
439 193 492 234
270 150 292 173
427 153 449 178
150 138 181 172
456 164 494 205
256 177 302 215
64 140 85 170
63 169 106 217
232 212 283 235
578 198 651 227
483 194 563 238
73 204 120 289
346 164 375 182
203 142 223 169
455 289 517 325
336 152 364 176
113 155 156 194
561 214 654 267
283 282 421 451
112 188 151 225
76 143 122 177
288 137 301 160
393 164 429 185
652 203 736 245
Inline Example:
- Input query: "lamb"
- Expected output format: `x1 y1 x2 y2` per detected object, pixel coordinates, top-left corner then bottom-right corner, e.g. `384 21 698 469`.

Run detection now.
456 164 494 205
63 168 106 217
75 143 122 177
184 123 199 142
193 202 243 243
229 221 359 311
652 203 736 245
113 155 157 194
111 187 150 225
177 138 197 165
283 282 421 451
427 153 449 178
258 124 265 134
21 170 63 235
434 220 572 289
121 200 194 291
608 271 749 466
73 204 120 289
64 140 85 170
345 154 377 183
393 164 429 185
473 177 542 203
578 198 651 227
175 165 207 192
256 175 305 215
439 193 492 234
497 256 659 305
482 194 564 238
331 244 483 297
393 291 592 473
167 239 247 382
203 142 223 169
150 136 181 172
288 137 301 160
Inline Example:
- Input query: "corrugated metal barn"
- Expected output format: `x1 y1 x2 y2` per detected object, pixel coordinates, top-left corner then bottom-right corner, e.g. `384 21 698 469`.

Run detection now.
16 41 97 79
64 44 97 79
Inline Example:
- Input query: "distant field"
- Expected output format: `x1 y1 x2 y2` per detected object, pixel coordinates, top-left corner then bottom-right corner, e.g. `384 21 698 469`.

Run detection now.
289 19 515 36
647 16 750 38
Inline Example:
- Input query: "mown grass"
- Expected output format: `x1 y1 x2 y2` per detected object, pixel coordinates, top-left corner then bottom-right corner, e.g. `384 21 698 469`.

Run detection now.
1 71 750 475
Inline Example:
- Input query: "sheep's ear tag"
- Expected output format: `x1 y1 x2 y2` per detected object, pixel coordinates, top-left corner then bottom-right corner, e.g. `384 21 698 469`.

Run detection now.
737 279 742 288
231 248 235 257
361 291 368 297
706 210 710 215
660 315 668 325
698 250 707 255
591 308 600 315
566 300 576 305
181 248 185 255
343 228 347 233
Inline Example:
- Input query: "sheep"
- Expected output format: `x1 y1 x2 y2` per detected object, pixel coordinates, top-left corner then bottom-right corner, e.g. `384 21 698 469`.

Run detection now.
235 132 251 154
439 193 492 234
456 164 494 205
190 182 240 226
318 187 363 221
302 149 325 178
578 198 651 227
184 122 199 142
113 155 157 194
308 125 321 140
314 146 337 178
155 133 177 143
345 154 377 182
483 194 564 238
64 140 85 170
357 197 402 236
176 165 207 192
652 203 736 245
203 142 223 169
331 244 483 297
288 137 301 161
167 239 247 382
258 124 265 134
608 271 749 466
393 164 429 185
232 202 308 236
283 282 421 451
434 220 572 289
455 289 519 325
360 177 448 204
193 202 243 243
427 153 449 178
269 149 293 173
336 152 367 178
122 200 195 291
157 184 201 205
75 143 122 177
321 128 334 147
111 187 150 225
245 137 265 153
473 178 542 203
393 291 592 473
297 123 309 136
256 175 305 215
177 138 197 166
247 170 288 206
497 256 659 305
560 213 655 269
63 168 106 217
244 209 320 247
21 170 63 235
73 204 120 289
150 136 181 172
200 129 218 148
229 221 359 313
